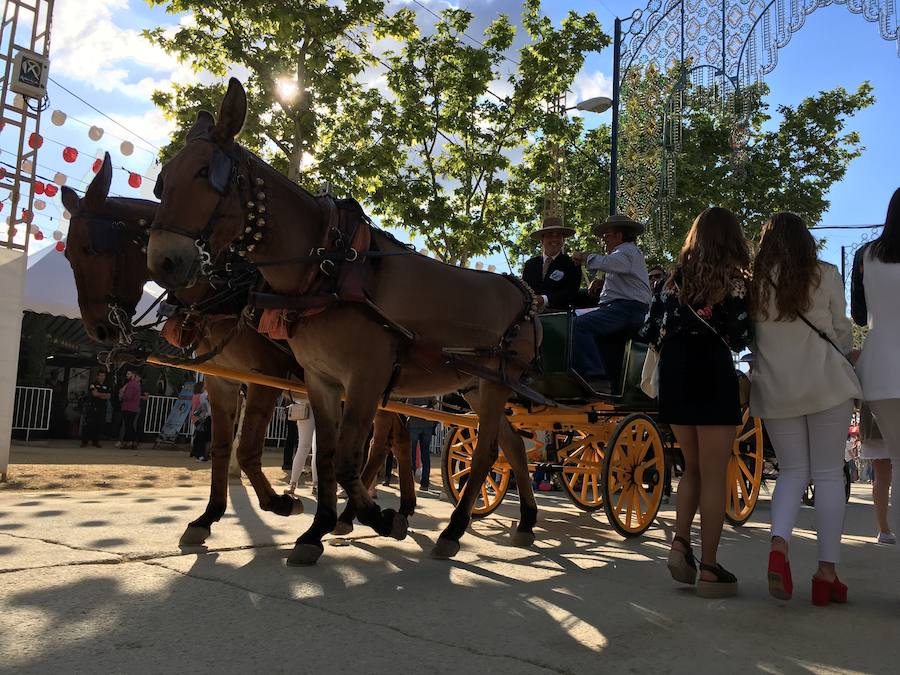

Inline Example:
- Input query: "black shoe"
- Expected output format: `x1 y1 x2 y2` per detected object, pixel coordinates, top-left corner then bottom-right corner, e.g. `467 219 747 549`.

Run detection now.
382 480 391 486
419 483 431 491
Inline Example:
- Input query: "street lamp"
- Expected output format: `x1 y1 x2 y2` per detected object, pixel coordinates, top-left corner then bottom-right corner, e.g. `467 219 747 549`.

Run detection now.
567 96 613 114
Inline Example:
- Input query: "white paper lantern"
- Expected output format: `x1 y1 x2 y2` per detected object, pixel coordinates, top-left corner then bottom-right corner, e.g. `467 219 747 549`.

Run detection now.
62 210 71 220
475 261 484 270
34 199 45 210
51 110 67 126
54 172 67 185
120 140 134 156
88 126 104 141
22 159 33 172
52 229 63 241
13 94 24 109
488 265 496 273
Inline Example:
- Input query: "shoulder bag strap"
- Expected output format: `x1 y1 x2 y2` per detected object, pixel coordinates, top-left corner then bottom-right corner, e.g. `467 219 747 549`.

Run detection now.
673 282 733 353
768 278 852 365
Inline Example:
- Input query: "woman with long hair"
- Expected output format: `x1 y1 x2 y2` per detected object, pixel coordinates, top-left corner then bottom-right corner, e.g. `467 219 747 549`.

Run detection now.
641 207 752 598
853 187 900 551
750 212 860 605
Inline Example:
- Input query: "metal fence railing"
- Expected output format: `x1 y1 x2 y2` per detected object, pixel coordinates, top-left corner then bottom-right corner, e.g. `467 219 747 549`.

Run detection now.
13 386 53 440
142 395 289 443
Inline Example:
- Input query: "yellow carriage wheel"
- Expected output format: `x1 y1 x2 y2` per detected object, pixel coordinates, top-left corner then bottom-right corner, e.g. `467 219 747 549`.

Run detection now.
602 414 665 538
558 431 605 512
725 407 764 526
440 426 510 518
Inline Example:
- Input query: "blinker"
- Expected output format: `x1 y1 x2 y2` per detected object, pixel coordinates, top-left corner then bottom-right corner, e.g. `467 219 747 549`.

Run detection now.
208 147 234 194
87 219 125 255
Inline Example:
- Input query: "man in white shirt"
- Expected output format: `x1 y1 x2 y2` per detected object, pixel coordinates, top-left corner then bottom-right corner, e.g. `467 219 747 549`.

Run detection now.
571 214 652 386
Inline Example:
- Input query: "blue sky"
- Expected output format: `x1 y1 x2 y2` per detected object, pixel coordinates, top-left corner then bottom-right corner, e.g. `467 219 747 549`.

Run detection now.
11 0 898 276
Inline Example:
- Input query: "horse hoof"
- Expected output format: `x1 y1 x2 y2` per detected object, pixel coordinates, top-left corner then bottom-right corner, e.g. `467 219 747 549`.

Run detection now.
332 521 354 536
511 530 535 548
179 525 210 547
430 537 460 559
390 513 409 541
290 497 305 515
287 542 324 566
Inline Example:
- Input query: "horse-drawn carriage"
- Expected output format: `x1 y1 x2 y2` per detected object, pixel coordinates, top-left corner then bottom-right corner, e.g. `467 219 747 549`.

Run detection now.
438 310 766 537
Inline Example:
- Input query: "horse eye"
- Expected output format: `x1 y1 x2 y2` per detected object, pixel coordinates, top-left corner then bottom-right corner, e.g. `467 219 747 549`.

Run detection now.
196 167 208 178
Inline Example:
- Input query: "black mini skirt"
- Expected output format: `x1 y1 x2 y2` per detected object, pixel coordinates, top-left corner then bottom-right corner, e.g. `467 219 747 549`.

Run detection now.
658 332 741 426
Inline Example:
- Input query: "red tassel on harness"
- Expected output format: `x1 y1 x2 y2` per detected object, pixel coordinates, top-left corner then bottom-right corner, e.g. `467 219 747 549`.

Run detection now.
258 309 294 340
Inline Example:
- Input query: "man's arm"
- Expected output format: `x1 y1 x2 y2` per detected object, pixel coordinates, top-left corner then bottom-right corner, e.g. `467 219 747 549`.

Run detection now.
583 248 632 274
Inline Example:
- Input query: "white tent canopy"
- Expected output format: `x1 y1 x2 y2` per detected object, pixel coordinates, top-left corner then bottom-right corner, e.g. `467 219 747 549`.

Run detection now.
24 242 162 321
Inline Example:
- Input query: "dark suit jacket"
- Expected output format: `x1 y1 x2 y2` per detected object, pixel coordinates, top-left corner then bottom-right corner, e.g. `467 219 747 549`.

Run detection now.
522 253 582 310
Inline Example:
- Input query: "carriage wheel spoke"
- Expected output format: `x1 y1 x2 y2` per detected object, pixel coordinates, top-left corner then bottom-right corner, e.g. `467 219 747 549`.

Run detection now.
452 466 471 481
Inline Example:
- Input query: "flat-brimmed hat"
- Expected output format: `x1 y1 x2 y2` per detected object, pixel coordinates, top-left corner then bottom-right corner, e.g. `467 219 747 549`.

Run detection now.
591 213 645 238
529 216 576 242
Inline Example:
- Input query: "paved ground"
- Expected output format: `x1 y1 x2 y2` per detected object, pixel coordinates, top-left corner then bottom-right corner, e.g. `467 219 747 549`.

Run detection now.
0 463 898 674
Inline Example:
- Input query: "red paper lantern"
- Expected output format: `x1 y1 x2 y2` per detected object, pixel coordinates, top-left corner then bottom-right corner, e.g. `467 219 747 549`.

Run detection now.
0 202 4 212
21 209 32 223
27 132 43 149
128 172 142 188
92 158 102 173
34 230 43 240
55 241 65 252
34 180 45 194
0 166 6 180
62 146 78 163
44 184 58 197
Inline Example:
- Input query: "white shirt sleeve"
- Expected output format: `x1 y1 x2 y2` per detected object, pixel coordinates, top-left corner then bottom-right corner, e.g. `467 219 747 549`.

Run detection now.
585 248 632 274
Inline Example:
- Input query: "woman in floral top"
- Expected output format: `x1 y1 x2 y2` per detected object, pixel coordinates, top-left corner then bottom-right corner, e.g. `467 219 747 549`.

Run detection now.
640 206 752 599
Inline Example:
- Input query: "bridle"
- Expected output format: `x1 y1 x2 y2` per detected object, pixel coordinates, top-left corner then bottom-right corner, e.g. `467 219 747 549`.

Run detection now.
151 134 266 279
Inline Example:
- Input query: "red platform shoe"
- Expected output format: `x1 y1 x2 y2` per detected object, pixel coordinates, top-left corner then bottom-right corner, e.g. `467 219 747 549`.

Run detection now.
767 551 793 600
812 575 848 606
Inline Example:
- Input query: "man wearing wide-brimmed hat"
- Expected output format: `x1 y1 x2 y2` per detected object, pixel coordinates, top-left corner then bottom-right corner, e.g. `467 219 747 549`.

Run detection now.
570 214 652 387
521 216 583 312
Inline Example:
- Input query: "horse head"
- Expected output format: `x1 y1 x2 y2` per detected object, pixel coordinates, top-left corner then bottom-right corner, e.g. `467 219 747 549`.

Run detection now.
62 152 154 343
148 78 251 290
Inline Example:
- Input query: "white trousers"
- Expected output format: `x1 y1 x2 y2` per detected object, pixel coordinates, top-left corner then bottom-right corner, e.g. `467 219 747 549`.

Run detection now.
765 400 854 563
289 413 317 486
869 398 900 533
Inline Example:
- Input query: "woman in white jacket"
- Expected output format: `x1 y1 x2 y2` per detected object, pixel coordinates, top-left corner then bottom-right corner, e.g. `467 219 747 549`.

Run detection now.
750 213 860 606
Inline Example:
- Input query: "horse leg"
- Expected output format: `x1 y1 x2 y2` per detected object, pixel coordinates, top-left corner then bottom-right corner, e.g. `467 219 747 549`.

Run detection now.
334 412 386 535
432 381 508 559
499 418 538 547
180 376 238 547
235 384 302 517
392 414 416 519
288 373 343 566
332 379 406 541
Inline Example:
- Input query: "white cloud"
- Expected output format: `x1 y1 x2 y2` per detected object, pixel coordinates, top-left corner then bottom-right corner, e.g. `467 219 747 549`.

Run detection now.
573 70 613 103
50 0 196 99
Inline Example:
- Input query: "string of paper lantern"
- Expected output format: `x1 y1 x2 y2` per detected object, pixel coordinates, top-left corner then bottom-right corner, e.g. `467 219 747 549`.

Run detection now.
46 106 155 156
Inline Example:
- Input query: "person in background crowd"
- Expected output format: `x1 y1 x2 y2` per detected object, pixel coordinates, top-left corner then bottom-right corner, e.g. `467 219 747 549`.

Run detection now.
408 397 439 492
641 207 752 599
521 216 581 312
370 411 409 498
287 397 317 496
156 373 167 396
749 212 859 605
852 186 900 540
117 370 142 450
190 381 211 461
572 214 652 391
80 370 110 448
647 265 667 290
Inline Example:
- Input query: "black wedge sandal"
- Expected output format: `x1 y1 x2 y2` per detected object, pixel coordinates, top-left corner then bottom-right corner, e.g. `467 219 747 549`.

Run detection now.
696 562 738 598
667 535 697 585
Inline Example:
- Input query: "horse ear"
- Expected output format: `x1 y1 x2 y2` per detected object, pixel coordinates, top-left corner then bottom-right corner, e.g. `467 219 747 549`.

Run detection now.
186 110 215 141
213 77 247 144
83 152 112 210
60 185 81 216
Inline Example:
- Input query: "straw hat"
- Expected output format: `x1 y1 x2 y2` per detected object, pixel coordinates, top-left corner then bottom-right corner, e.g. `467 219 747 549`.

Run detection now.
591 213 645 238
529 215 576 242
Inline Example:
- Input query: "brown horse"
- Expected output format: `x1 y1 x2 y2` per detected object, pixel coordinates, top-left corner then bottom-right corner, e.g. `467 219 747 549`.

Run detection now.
64 153 418 542
63 153 302 545
146 78 541 564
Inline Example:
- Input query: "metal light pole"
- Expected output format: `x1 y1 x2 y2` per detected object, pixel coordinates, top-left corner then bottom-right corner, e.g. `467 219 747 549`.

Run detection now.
609 17 622 217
